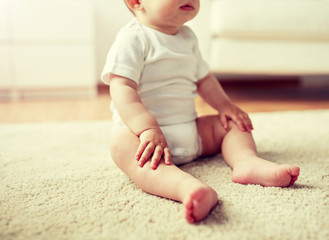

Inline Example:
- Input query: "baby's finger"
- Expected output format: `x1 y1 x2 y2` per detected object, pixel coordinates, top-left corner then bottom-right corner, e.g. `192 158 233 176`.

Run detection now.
231 114 246 132
163 147 171 165
150 146 163 170
139 143 155 167
136 141 149 160
219 114 228 130
243 115 253 132
238 112 252 132
238 113 249 132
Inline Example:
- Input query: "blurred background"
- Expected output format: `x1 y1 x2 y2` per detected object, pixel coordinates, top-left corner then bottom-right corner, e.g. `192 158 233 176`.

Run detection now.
0 0 328 123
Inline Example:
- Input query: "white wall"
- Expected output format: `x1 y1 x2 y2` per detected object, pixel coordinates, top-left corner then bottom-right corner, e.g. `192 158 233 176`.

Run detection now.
93 0 133 82
0 0 133 94
1 0 102 100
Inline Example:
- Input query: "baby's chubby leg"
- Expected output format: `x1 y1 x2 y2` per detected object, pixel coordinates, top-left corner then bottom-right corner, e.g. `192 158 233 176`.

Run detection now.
110 128 218 223
196 115 300 187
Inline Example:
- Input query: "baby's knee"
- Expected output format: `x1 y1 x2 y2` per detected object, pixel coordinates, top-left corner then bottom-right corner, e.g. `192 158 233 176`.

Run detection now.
227 120 242 132
214 115 238 137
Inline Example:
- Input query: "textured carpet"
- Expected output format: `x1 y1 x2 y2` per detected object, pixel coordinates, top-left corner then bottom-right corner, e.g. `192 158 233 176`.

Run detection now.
0 110 328 240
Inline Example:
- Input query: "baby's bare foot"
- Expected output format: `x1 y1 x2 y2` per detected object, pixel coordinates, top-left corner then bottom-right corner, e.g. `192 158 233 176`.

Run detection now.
232 158 300 187
183 186 218 223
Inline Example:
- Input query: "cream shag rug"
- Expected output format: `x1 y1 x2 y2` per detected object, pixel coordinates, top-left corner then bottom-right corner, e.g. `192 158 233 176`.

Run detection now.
1 110 328 240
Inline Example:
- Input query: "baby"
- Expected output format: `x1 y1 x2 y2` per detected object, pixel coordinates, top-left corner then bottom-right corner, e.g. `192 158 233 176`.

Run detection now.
101 0 300 223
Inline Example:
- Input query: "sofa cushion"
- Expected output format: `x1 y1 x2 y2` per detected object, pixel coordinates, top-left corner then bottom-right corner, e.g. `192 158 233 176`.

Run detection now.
209 38 329 75
211 0 329 41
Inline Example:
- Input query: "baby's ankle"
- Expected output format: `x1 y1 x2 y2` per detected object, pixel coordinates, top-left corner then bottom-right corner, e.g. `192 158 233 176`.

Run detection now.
179 177 212 203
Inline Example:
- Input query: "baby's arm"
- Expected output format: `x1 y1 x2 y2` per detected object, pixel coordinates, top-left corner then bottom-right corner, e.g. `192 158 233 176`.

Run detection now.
109 74 171 169
196 74 253 132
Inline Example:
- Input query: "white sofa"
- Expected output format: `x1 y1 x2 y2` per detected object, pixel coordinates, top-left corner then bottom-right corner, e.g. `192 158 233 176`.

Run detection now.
189 0 329 76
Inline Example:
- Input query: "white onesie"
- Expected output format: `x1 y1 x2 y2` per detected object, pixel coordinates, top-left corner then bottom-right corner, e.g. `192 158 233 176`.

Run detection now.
101 19 209 164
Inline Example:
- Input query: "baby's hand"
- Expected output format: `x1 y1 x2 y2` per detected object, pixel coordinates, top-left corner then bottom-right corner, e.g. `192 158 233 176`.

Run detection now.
136 128 171 170
219 102 253 132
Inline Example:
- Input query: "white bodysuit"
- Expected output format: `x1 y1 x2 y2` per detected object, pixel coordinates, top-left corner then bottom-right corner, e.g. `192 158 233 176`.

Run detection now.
101 19 209 164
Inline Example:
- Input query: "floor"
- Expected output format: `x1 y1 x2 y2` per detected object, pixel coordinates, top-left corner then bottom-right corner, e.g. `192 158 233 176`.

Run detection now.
0 80 328 123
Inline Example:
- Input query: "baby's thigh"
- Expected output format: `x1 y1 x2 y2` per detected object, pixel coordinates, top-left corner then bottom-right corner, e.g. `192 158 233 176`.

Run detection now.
196 115 227 157
110 128 140 169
